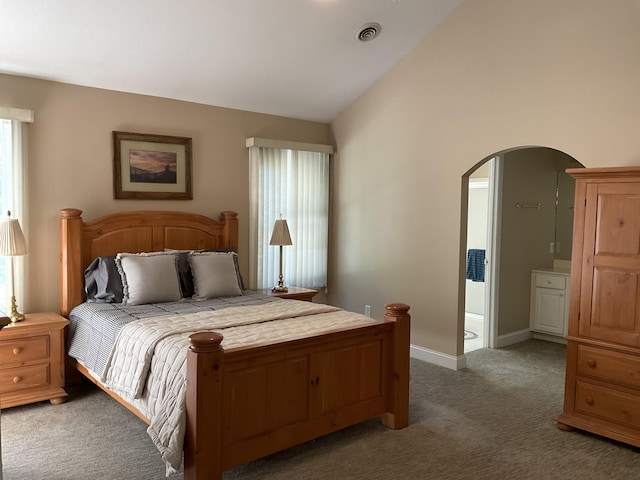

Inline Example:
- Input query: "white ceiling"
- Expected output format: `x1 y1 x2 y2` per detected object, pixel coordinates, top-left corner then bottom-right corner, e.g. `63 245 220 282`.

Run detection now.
0 0 463 123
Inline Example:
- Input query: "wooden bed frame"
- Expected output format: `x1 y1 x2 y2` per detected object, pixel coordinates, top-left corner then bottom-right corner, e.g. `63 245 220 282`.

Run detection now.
59 208 410 480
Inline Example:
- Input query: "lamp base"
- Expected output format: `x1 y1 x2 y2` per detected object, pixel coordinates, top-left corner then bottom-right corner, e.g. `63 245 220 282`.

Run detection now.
8 295 24 323
272 267 288 293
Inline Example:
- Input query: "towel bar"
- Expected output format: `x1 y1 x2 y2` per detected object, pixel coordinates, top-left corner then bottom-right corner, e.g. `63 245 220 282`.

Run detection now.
516 203 544 210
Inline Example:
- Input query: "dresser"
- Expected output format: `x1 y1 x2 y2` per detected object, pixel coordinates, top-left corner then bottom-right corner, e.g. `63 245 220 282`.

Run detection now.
530 269 570 341
0 312 68 408
557 167 640 446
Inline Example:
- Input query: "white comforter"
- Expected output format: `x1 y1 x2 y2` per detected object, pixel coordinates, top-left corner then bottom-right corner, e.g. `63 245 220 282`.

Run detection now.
100 300 375 475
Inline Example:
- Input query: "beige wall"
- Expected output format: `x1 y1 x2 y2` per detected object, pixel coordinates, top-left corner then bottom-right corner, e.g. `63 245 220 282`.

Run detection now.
498 149 558 336
0 73 333 313
330 0 640 358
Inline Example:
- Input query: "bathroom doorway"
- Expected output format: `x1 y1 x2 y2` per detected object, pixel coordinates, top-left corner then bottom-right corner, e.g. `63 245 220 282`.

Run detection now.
462 148 583 355
464 159 494 353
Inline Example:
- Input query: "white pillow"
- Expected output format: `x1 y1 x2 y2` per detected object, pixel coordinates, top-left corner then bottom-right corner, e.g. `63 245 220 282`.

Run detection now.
189 251 243 299
116 252 182 305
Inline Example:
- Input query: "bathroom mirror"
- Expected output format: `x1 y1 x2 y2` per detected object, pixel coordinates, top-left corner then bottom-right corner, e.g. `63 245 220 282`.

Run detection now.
553 156 582 261
554 171 575 261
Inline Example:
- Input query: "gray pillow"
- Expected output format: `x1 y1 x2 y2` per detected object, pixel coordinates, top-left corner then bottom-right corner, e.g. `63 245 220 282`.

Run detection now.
164 247 243 297
116 252 182 305
189 251 243 300
84 255 124 303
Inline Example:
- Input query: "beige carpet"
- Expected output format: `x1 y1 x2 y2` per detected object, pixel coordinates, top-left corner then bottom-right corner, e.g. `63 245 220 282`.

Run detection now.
3 340 640 479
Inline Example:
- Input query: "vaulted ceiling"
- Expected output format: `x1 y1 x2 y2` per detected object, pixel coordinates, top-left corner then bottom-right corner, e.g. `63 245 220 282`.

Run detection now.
0 0 463 122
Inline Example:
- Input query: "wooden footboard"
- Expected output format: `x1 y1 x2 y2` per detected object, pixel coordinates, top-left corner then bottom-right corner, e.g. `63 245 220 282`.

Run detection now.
184 303 410 480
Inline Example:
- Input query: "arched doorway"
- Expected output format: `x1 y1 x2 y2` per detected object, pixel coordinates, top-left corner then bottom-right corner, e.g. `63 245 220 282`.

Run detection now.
461 146 584 355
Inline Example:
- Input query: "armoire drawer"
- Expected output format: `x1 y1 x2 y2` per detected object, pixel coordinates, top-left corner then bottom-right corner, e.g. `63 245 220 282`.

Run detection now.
577 344 640 390
576 381 640 429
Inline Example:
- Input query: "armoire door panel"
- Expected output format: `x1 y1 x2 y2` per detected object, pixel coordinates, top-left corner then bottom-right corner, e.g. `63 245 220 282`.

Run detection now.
594 193 640 256
579 183 640 344
588 268 640 346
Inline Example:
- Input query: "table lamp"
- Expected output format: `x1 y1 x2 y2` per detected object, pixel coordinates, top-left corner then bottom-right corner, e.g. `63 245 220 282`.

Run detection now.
0 211 28 322
269 216 292 292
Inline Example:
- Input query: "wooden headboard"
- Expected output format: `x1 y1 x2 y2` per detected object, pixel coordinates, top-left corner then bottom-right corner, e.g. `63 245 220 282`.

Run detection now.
59 208 239 317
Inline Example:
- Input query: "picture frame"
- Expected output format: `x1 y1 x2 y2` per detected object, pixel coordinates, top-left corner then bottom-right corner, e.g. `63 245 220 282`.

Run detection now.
113 131 192 200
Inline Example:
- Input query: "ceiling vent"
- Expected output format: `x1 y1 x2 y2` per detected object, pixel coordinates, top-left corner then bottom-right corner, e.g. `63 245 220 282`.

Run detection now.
356 22 382 42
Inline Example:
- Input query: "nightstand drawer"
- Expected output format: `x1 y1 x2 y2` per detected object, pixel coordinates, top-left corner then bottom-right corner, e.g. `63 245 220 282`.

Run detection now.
0 335 49 365
0 363 51 394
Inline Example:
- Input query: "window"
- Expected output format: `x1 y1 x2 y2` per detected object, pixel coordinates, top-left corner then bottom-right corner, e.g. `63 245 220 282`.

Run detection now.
0 107 33 313
247 138 333 290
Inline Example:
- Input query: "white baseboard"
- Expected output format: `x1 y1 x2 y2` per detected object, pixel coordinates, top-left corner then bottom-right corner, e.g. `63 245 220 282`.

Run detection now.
532 332 567 345
496 328 533 348
410 344 466 370
411 329 541 371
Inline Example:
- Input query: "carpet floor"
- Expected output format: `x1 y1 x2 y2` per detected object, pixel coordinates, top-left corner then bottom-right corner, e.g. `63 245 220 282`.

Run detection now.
2 339 640 479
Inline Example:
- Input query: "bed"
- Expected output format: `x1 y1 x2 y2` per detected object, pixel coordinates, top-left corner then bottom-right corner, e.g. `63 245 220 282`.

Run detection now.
59 208 410 480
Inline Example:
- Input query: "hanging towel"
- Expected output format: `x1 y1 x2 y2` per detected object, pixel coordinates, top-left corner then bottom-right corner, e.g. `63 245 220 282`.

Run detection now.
466 249 485 282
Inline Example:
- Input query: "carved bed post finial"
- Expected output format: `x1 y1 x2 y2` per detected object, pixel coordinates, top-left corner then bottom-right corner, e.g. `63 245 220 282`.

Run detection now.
382 303 410 430
59 209 84 317
384 303 410 319
184 331 225 480
220 211 238 250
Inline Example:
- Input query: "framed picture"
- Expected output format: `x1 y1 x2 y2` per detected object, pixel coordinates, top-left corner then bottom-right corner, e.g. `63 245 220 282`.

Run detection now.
113 131 192 200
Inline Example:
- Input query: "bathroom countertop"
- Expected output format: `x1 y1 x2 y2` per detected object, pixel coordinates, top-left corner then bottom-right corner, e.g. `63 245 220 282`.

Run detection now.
531 267 571 275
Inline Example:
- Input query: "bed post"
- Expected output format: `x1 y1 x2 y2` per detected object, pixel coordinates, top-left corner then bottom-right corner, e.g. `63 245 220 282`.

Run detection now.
220 211 238 249
381 303 410 430
59 208 84 318
184 331 225 480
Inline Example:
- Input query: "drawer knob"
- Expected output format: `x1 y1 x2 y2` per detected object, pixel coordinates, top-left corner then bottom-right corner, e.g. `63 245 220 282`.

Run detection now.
587 359 597 368
12 347 21 355
12 376 21 384
585 397 594 406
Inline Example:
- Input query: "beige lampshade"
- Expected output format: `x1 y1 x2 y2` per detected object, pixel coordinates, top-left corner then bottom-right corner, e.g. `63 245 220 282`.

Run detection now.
269 219 293 246
0 217 28 256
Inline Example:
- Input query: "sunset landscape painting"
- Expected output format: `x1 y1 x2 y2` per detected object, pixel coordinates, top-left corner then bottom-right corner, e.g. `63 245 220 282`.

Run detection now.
129 148 177 184
113 130 192 199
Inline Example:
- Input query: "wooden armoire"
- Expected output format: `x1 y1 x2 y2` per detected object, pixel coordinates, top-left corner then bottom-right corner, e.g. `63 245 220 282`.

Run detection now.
557 166 640 446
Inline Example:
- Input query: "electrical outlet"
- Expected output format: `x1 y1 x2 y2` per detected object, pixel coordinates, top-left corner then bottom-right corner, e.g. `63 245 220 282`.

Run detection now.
549 242 555 253
364 305 372 317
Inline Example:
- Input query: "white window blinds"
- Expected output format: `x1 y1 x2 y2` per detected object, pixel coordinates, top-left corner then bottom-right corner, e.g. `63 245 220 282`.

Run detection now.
0 107 33 313
247 138 332 290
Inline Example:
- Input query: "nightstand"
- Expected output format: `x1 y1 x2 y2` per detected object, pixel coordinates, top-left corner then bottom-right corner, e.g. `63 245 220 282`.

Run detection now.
261 286 319 302
0 312 69 408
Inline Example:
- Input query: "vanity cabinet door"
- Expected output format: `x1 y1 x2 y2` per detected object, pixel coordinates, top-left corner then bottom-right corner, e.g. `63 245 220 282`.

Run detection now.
530 272 570 337
533 287 566 335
